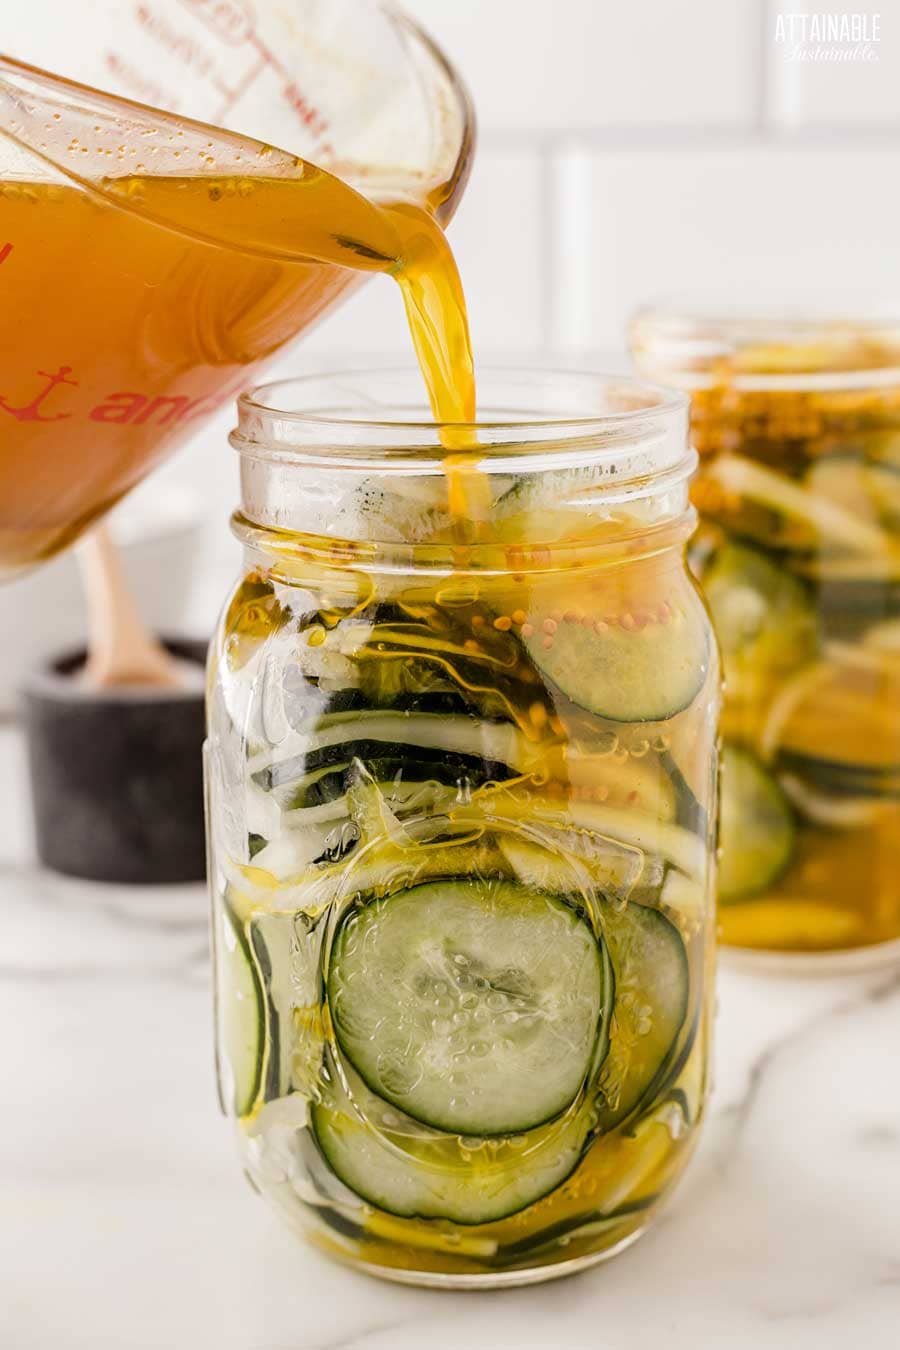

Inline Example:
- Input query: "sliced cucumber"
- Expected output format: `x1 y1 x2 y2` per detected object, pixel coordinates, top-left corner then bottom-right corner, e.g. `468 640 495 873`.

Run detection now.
718 746 795 905
522 584 709 723
491 468 606 545
496 834 705 925
216 894 264 1119
329 879 608 1136
335 482 451 545
658 867 706 926
451 789 707 881
495 466 603 517
697 540 817 698
312 1054 593 1225
762 656 900 775
595 901 690 1131
497 833 648 905
660 748 708 835
807 456 900 533
250 914 291 1104
564 749 678 823
707 454 894 556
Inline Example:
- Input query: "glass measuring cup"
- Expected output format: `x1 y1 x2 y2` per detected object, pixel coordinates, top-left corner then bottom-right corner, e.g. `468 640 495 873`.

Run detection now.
0 2 473 576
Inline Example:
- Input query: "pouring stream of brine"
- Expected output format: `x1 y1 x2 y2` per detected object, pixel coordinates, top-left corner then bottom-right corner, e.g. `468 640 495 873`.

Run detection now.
0 118 477 574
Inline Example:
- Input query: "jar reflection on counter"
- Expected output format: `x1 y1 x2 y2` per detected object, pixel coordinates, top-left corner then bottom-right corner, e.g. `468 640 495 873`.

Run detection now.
632 307 900 964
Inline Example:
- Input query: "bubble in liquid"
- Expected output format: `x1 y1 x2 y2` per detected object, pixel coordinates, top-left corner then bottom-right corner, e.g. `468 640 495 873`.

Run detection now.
593 730 619 758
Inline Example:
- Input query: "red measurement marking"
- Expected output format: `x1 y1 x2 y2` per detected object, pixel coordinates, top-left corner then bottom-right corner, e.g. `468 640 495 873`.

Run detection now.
177 0 256 47
0 244 12 265
163 1 331 150
0 366 78 423
247 29 331 141
213 50 267 119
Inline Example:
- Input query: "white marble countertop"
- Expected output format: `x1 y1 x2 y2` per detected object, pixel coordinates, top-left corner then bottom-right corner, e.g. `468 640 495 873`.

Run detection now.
2 723 899 1350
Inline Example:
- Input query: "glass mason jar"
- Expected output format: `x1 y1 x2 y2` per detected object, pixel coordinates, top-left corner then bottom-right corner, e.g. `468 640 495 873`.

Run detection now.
206 369 718 1287
632 307 900 966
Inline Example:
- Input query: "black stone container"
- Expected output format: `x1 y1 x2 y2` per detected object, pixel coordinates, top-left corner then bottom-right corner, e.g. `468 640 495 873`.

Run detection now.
22 638 208 884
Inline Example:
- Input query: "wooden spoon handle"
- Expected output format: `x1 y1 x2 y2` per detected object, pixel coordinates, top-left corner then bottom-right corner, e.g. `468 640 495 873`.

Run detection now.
78 525 183 688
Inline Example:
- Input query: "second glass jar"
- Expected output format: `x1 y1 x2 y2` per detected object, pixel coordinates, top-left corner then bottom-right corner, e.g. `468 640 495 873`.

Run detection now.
633 307 900 964
207 369 718 1286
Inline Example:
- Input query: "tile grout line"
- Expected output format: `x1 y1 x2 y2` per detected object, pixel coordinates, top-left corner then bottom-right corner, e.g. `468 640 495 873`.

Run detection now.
755 0 771 131
478 125 900 153
545 140 594 353
537 141 558 351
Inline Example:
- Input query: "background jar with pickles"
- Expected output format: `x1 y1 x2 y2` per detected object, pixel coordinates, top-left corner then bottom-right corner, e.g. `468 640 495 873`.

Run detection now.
632 308 900 964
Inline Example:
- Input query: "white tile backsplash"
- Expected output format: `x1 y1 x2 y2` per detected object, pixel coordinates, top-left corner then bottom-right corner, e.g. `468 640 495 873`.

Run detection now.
403 0 762 132
578 142 900 350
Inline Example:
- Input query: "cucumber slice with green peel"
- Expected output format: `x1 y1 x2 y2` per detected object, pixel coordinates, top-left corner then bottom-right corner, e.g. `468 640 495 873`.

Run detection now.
658 868 706 926
452 789 707 881
762 657 900 774
328 879 609 1136
660 748 708 835
697 540 818 697
806 456 900 532
707 454 894 556
216 895 264 1119
312 1054 595 1225
494 466 604 517
336 482 451 545
497 833 648 905
718 746 795 905
595 901 690 1131
564 749 678 823
522 583 709 723
496 835 706 926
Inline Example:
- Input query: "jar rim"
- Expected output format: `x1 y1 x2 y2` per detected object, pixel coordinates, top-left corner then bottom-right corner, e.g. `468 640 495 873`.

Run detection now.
232 366 689 468
631 302 900 391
